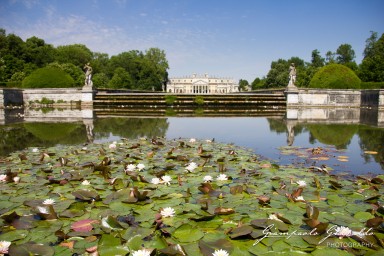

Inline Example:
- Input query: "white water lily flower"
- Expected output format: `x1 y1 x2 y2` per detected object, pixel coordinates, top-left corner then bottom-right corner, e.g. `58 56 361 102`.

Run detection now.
137 163 145 171
217 174 228 181
161 175 172 185
189 138 196 143
13 176 20 184
32 148 39 153
0 174 7 182
203 175 213 182
205 139 212 143
160 207 176 218
43 198 55 205
294 196 305 201
36 206 50 214
132 249 151 256
296 180 307 187
81 180 91 185
109 143 117 149
126 164 136 172
0 240 11 254
212 249 229 256
186 162 198 172
335 226 353 238
268 214 283 222
151 177 161 185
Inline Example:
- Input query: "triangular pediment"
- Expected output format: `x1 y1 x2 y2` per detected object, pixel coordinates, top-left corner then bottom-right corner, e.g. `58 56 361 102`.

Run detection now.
193 80 208 85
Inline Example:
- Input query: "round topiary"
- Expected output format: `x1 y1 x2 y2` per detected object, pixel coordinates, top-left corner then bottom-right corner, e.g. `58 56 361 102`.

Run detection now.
22 67 75 88
309 64 361 89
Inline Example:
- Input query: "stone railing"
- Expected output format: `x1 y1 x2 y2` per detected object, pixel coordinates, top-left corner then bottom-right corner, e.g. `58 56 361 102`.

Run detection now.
285 89 384 127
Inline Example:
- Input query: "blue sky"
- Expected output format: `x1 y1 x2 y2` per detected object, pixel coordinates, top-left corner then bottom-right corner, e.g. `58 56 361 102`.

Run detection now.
1 0 383 82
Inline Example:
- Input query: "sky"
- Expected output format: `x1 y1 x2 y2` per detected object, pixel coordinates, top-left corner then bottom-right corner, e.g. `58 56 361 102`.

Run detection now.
1 0 383 82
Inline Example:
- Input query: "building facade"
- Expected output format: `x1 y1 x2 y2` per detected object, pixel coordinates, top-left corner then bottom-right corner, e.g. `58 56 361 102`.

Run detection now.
167 73 238 94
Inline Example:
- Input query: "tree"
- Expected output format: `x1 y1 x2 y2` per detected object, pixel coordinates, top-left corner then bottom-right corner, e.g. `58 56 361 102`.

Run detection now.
265 57 305 88
363 31 378 58
109 67 134 89
238 79 249 91
24 36 55 67
310 49 324 68
335 44 355 64
92 73 110 88
251 77 265 89
325 51 336 64
55 44 92 67
359 32 384 82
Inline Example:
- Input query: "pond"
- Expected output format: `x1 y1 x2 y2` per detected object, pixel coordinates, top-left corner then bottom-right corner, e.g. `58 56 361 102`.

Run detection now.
1 114 383 176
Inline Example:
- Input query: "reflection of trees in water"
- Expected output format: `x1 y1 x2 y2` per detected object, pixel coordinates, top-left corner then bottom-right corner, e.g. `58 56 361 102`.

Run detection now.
93 118 169 139
0 123 86 156
358 127 384 169
306 124 357 149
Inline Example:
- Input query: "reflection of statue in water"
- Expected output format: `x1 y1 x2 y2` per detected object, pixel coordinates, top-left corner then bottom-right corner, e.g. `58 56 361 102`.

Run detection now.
286 121 295 146
288 63 296 86
83 119 94 143
84 63 93 87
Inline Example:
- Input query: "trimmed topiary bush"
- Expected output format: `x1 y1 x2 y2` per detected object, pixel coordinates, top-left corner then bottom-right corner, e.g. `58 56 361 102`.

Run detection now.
22 67 75 88
309 64 361 89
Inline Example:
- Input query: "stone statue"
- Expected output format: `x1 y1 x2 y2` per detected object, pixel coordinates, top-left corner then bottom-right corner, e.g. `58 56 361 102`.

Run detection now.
84 63 93 87
288 63 296 86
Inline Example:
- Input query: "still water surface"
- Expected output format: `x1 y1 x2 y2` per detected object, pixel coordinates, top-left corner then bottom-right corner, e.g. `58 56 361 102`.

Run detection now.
1 116 383 175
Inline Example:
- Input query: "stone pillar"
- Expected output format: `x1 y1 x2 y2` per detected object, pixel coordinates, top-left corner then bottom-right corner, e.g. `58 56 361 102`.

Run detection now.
379 90 384 110
378 90 384 127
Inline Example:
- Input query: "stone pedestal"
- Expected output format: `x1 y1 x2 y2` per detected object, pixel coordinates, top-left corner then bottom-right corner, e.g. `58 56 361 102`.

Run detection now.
81 86 95 109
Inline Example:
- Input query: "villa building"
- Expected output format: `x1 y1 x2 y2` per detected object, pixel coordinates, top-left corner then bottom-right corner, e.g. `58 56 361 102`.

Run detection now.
167 73 238 94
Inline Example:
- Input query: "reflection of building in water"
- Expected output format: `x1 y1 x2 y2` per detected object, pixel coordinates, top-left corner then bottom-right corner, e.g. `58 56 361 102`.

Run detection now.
167 73 238 94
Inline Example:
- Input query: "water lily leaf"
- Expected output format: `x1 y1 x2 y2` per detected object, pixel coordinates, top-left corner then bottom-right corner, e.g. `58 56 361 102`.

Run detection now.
371 177 384 184
327 194 346 206
59 209 85 218
364 194 380 203
72 189 100 201
8 242 55 256
229 185 243 195
329 180 343 189
159 244 187 255
71 219 99 232
198 239 233 256
0 229 29 241
366 216 384 228
173 223 205 243
229 225 254 239
354 211 374 222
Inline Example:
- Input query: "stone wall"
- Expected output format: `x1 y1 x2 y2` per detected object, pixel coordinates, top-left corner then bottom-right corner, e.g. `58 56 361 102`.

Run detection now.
295 89 362 107
23 88 83 105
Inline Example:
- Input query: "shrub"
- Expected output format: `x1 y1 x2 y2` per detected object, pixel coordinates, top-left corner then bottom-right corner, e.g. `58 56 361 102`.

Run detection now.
361 81 384 89
194 96 205 105
22 67 75 88
309 64 361 89
165 95 177 105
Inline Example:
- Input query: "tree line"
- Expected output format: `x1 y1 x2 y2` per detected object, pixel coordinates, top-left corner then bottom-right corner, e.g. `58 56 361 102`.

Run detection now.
240 31 384 90
0 28 168 90
0 28 383 90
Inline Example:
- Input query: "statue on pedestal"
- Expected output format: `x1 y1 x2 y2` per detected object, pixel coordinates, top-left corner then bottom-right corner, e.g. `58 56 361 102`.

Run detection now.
83 63 93 88
287 63 298 91
289 63 296 85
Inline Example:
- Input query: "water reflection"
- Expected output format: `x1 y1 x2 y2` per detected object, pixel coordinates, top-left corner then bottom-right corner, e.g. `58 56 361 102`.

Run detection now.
0 110 383 175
